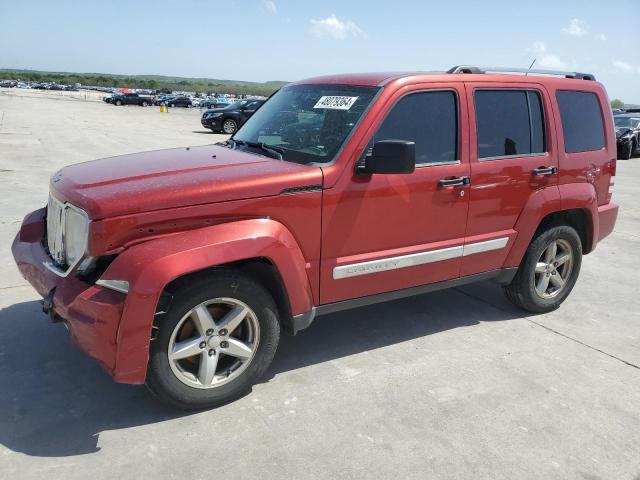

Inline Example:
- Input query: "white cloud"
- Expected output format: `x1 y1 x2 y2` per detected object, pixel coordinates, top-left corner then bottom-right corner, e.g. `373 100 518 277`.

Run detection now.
595 33 607 41
262 0 277 14
527 41 566 69
562 18 588 37
613 60 633 72
310 14 363 40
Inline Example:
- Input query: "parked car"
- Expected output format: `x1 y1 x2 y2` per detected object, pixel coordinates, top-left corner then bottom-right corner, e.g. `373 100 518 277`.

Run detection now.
201 99 265 134
614 114 640 159
200 98 232 109
164 95 192 108
12 66 619 410
111 93 153 106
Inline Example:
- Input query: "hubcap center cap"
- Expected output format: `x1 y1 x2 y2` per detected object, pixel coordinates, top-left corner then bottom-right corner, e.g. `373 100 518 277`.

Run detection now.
207 336 221 349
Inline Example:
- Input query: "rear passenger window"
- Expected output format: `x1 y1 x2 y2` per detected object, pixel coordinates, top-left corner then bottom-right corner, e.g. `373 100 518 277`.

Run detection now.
475 90 546 159
556 91 605 153
374 91 457 165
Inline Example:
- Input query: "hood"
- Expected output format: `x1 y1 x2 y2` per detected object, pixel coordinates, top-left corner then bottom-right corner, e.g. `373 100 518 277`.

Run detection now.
51 144 323 219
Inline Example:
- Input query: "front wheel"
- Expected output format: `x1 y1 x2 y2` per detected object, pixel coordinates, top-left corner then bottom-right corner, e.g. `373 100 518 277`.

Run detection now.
504 225 582 313
115 100 122 106
146 271 280 410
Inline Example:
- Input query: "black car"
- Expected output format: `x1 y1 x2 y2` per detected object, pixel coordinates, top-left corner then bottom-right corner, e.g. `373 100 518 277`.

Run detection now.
201 99 265 134
614 114 640 159
112 93 153 106
163 95 192 108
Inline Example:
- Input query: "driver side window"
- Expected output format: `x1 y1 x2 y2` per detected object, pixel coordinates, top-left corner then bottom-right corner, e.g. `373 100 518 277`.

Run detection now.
374 91 458 165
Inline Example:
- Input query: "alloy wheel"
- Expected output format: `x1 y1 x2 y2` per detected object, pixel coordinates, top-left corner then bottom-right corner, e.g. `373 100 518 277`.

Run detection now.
533 239 574 299
168 298 260 389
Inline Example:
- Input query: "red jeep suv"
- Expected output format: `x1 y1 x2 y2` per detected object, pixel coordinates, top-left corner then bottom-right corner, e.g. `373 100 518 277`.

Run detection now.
12 66 619 409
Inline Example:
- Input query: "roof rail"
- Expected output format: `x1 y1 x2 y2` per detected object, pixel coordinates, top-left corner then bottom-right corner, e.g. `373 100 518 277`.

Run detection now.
447 65 596 81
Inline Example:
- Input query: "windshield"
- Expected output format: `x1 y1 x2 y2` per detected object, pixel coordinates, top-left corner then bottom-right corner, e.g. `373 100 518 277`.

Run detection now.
232 84 379 164
615 117 640 128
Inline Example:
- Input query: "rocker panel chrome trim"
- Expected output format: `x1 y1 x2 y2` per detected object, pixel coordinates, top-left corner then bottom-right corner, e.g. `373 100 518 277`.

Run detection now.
333 237 509 280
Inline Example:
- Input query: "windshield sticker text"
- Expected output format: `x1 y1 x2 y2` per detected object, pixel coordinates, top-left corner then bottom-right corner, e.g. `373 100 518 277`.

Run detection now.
313 96 359 110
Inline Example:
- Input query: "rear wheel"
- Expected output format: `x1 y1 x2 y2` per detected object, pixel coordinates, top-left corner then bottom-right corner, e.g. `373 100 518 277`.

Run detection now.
146 271 280 410
222 118 238 134
115 100 122 106
504 225 582 313
142 101 148 107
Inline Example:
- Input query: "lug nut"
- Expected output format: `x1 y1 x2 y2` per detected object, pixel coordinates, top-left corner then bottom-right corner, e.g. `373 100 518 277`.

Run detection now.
220 341 229 348
219 329 228 336
206 329 214 336
208 349 216 356
199 341 206 349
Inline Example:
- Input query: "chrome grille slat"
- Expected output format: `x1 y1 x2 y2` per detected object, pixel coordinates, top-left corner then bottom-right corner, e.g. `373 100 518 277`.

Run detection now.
46 195 66 267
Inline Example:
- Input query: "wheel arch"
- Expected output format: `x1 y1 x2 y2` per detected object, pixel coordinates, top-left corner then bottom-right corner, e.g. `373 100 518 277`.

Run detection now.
503 184 598 268
158 257 295 335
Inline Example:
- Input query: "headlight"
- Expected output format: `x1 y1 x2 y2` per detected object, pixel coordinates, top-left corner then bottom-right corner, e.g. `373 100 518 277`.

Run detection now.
211 112 223 118
64 205 89 265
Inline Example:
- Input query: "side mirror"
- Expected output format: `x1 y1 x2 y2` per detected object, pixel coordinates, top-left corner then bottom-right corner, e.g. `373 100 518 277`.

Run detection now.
357 140 416 175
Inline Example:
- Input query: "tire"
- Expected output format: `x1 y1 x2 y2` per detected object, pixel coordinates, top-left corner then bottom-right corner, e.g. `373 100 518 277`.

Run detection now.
620 141 633 160
146 270 280 410
504 225 582 313
170 103 175 108
632 139 638 157
222 118 238 134
142 101 148 107
115 100 122 106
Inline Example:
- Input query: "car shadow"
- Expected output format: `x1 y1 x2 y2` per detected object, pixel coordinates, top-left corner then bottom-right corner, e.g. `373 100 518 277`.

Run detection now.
0 281 522 457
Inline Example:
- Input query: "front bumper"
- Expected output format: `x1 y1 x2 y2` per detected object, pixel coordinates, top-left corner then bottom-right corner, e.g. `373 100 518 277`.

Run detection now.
11 208 125 376
201 116 221 129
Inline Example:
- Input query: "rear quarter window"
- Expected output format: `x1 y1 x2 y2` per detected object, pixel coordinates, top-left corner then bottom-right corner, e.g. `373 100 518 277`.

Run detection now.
556 91 605 153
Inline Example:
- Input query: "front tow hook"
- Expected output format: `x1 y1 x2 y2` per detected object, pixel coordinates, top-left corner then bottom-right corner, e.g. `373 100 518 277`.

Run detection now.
42 288 62 322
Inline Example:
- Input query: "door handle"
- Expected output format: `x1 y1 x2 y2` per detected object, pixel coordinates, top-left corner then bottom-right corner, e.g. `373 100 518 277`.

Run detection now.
532 166 557 176
439 176 470 187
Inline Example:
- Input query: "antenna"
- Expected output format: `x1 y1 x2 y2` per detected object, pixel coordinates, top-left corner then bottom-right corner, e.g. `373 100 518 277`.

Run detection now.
526 59 536 76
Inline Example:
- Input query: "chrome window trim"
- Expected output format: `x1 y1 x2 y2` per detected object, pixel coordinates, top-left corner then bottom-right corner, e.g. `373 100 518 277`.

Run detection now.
333 237 509 280
478 152 549 162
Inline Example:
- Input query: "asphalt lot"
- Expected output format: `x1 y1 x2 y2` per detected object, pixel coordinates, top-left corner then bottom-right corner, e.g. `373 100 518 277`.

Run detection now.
0 87 639 480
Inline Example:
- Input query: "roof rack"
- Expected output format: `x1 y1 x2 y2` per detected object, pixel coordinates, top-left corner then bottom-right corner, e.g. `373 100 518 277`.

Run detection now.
447 66 596 81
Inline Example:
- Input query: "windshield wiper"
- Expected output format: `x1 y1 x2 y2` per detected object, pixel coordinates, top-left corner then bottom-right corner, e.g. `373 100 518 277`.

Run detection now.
231 139 284 160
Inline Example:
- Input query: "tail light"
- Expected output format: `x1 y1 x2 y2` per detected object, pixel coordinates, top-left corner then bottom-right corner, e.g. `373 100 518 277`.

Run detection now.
609 158 617 176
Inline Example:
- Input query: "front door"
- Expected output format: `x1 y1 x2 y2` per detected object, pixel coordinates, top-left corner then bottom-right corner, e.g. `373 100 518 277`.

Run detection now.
320 84 471 304
460 83 559 277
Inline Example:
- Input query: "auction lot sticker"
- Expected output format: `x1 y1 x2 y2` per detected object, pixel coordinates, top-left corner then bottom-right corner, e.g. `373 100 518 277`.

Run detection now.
314 96 359 110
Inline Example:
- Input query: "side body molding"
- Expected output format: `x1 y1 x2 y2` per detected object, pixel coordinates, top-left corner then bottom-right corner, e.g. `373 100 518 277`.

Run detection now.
101 219 314 383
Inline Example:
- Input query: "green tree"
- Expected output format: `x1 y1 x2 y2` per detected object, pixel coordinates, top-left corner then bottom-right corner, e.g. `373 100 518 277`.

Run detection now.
611 99 624 109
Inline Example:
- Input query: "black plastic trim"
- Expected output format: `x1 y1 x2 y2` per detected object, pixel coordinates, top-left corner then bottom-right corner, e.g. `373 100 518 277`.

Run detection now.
291 268 518 333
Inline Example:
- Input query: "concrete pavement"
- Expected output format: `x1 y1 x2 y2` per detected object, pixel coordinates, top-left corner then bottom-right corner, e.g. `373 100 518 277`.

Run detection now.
1 88 639 480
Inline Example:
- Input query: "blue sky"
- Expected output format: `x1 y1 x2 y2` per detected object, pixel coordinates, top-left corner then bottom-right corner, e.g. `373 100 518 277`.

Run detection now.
1 0 639 102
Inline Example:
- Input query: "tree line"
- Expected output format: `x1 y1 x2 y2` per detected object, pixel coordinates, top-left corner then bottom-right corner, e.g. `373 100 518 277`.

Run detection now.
0 70 283 96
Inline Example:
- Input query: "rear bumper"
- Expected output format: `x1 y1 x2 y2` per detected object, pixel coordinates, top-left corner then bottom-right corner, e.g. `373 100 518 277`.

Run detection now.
597 202 618 242
11 208 125 376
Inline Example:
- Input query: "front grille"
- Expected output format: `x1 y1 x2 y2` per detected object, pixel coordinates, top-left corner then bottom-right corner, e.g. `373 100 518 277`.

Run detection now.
46 195 66 267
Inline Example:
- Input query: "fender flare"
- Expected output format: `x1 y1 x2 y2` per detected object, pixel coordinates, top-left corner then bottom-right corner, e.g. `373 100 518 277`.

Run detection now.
503 185 561 267
101 218 314 383
503 183 598 268
558 182 599 252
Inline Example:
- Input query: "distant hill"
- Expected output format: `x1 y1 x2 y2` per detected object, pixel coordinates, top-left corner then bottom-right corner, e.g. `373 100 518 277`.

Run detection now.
0 68 288 95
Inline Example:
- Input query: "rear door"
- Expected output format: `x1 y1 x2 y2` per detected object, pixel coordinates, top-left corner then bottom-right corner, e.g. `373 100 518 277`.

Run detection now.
461 83 558 276
320 84 471 304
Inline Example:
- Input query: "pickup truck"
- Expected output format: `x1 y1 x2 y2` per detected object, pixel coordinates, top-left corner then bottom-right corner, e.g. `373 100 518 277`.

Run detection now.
13 66 619 410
